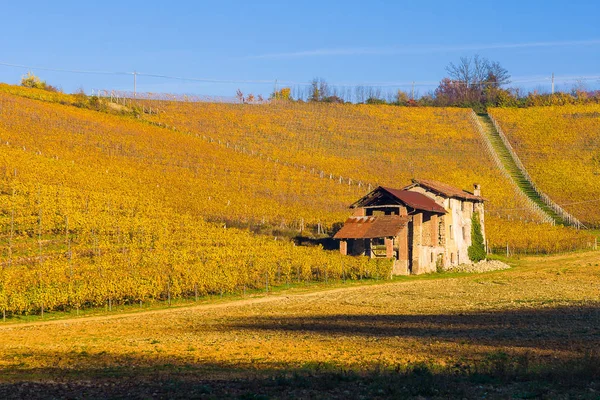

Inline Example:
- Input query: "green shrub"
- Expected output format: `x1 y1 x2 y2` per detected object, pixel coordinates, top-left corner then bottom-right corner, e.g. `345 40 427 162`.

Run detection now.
468 212 486 262
21 72 59 92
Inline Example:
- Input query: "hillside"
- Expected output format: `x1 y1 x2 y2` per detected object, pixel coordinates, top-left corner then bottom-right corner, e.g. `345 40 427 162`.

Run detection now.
0 86 596 316
0 87 390 316
1 251 599 398
489 104 600 228
141 98 595 252
145 101 530 219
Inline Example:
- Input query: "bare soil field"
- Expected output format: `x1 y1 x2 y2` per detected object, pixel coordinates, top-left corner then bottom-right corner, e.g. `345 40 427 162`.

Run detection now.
1 252 599 399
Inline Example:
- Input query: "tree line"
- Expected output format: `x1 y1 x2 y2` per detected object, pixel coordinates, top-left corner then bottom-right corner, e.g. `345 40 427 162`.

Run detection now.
268 55 600 112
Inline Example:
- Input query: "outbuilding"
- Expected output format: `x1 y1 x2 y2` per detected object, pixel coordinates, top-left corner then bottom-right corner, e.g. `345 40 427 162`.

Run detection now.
334 179 486 275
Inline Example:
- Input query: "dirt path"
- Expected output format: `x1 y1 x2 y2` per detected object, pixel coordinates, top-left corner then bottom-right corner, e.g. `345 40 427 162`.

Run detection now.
0 280 398 330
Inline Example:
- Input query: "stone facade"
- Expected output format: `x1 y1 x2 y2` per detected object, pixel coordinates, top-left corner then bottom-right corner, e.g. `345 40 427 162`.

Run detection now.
334 180 486 275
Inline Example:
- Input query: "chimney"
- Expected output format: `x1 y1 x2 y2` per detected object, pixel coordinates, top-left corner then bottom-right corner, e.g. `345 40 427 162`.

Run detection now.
473 183 481 197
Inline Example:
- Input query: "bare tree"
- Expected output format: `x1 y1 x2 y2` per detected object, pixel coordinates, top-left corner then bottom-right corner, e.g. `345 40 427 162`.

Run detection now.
235 89 244 103
445 55 510 89
308 78 330 102
487 61 511 87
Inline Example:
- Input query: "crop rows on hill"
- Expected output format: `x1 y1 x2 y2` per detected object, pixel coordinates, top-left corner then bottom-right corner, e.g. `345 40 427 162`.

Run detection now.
0 91 392 316
143 101 541 221
0 87 595 318
489 105 600 227
139 100 596 249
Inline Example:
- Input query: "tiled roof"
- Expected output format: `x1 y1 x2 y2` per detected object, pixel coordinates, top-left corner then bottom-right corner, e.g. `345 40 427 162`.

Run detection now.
351 186 447 214
333 215 409 239
407 179 485 202
380 187 447 213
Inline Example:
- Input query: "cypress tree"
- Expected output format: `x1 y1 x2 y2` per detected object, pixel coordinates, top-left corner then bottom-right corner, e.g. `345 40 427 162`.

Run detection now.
468 212 486 262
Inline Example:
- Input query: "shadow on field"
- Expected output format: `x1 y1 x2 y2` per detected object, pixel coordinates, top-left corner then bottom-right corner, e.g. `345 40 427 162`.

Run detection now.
2 305 599 398
1 353 599 400
226 304 600 352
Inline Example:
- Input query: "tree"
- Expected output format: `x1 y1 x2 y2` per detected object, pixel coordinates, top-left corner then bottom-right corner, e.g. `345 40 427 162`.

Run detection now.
395 90 410 105
468 212 486 262
308 78 329 102
21 72 58 92
486 61 511 88
270 87 292 101
437 55 512 110
235 89 244 103
445 55 511 90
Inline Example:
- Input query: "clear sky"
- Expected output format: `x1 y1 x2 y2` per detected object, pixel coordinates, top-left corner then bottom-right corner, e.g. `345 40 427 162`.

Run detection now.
1 0 599 97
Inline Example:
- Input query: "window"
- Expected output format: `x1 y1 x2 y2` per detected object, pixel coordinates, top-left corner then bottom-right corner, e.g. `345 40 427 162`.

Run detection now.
449 225 454 240
372 238 384 246
450 253 454 263
462 226 466 240
430 252 434 263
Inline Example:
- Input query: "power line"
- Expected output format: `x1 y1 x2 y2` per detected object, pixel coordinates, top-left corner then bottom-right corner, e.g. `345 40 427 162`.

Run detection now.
2 60 600 88
0 61 131 76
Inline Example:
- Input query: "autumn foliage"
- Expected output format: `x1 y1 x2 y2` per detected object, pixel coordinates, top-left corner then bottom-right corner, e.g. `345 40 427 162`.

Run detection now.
489 104 600 227
0 85 596 316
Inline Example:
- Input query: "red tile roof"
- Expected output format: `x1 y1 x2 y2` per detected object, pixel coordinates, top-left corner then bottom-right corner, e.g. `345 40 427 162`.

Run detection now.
333 215 409 239
351 186 447 214
380 187 448 214
407 179 485 202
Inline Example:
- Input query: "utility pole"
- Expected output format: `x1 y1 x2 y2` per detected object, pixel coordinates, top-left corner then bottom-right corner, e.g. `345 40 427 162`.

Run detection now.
133 71 137 99
551 72 555 95
411 81 415 100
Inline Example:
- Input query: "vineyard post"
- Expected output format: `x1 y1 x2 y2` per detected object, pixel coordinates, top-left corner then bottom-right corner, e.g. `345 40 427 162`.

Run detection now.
66 215 72 278
167 278 172 305
277 264 281 285
8 207 14 268
265 272 269 293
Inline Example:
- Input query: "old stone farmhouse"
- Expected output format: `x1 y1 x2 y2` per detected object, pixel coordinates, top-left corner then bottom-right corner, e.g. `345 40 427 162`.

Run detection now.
334 179 486 275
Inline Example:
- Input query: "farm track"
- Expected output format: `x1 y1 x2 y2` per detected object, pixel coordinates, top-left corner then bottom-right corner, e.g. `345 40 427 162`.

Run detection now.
0 281 397 330
475 114 564 224
1 251 599 399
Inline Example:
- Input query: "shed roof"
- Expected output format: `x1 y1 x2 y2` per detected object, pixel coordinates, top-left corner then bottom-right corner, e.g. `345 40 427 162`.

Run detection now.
333 215 409 239
351 186 447 214
406 179 486 202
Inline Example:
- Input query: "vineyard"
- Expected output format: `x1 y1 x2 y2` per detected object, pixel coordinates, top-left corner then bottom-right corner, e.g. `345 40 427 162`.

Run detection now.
0 85 597 316
489 104 600 227
140 98 596 251
0 89 390 316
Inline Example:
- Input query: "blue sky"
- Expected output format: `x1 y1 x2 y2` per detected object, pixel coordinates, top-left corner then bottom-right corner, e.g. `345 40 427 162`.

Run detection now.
1 0 599 97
